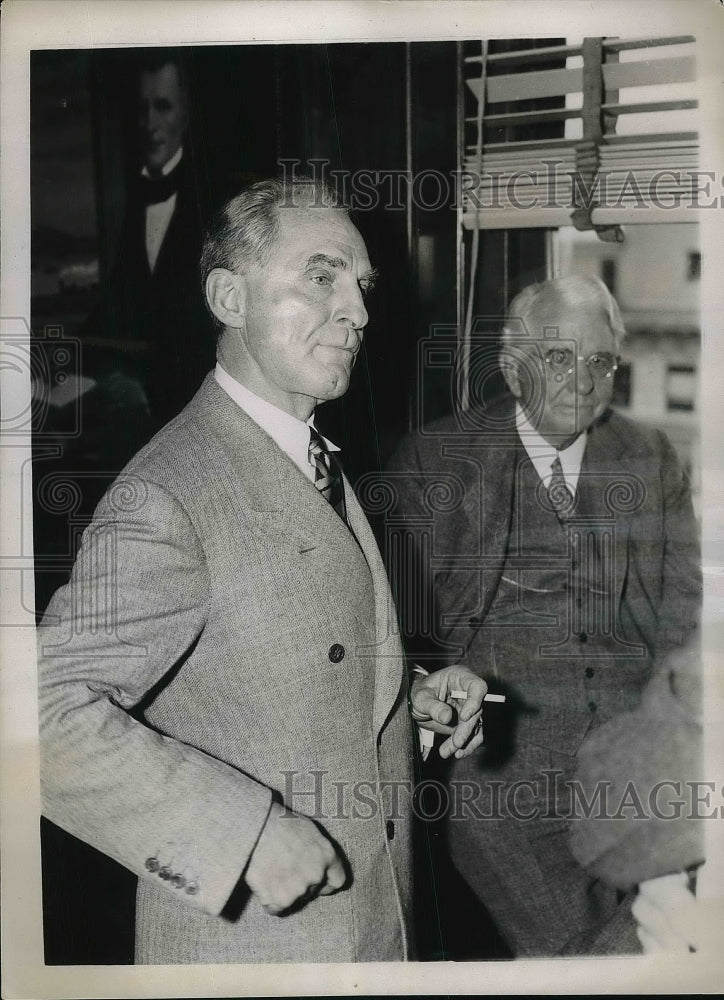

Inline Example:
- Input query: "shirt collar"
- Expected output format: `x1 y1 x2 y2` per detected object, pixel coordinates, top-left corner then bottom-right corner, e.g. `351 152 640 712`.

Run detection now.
214 363 338 481
141 144 184 179
515 403 587 494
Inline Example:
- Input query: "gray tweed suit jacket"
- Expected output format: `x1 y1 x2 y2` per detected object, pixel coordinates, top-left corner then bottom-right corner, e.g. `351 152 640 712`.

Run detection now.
387 393 701 693
38 373 414 964
384 393 701 956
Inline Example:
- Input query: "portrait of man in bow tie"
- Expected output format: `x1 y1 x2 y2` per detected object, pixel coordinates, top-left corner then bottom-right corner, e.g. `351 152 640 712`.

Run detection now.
86 48 216 431
387 275 701 957
37 176 487 965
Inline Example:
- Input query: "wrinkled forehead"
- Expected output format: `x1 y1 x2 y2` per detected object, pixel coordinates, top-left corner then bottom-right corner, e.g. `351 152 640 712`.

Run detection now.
273 207 371 270
524 288 614 346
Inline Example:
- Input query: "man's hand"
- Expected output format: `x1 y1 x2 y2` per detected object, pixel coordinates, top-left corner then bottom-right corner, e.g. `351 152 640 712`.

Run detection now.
410 665 487 759
632 872 716 953
245 801 347 915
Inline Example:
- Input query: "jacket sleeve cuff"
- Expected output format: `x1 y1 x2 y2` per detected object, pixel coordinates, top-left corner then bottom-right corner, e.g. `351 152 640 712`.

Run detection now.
88 743 275 919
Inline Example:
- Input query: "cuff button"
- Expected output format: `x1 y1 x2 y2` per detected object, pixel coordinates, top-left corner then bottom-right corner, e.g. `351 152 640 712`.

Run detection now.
171 873 186 889
159 866 172 880
185 880 199 895
145 857 160 873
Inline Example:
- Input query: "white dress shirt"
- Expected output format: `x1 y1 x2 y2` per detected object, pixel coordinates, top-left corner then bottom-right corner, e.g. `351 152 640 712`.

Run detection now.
214 363 339 482
515 403 587 496
143 144 184 273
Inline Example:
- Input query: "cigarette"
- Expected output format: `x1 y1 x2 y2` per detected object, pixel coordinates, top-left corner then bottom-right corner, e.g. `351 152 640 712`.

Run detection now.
451 689 506 703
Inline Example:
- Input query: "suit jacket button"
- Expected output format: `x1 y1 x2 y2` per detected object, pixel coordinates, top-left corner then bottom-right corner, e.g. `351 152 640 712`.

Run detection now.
185 880 199 895
386 820 395 840
585 667 594 678
145 856 160 873
578 632 588 643
588 700 597 713
159 866 172 880
469 616 482 627
328 643 345 663
171 873 186 889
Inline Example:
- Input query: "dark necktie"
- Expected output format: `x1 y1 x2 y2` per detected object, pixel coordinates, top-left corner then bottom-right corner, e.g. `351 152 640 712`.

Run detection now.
308 427 347 523
547 455 574 519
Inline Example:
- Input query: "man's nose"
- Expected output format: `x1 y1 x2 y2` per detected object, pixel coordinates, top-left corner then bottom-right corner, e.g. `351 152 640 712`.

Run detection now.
140 105 159 134
335 284 368 333
575 357 595 394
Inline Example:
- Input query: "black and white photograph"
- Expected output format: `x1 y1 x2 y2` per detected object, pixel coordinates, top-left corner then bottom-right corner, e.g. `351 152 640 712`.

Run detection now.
2 1 724 996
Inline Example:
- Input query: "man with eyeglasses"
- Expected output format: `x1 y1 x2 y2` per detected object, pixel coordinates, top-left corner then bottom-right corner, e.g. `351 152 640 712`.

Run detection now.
386 275 701 956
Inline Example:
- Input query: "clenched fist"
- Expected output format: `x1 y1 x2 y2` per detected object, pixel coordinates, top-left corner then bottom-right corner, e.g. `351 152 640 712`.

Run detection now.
245 801 347 915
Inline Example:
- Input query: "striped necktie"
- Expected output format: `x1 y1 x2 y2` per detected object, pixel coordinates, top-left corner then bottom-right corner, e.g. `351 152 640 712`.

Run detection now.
548 455 574 519
308 427 347 522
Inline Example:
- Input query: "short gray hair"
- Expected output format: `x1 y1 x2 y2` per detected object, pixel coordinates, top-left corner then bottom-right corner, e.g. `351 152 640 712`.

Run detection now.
499 275 626 353
200 176 348 331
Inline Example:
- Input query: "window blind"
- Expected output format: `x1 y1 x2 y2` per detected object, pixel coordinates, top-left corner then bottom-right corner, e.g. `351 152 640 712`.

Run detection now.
462 36 700 231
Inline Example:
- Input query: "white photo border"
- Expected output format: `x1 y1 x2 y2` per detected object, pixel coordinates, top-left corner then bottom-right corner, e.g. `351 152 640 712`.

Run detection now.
2 1 723 996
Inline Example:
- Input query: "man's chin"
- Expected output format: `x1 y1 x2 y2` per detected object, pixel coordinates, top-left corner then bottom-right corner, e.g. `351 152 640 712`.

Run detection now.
538 420 586 447
547 404 603 437
145 149 169 171
313 376 351 405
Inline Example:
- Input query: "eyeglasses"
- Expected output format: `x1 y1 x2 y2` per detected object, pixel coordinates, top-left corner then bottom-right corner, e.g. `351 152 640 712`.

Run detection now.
542 348 619 380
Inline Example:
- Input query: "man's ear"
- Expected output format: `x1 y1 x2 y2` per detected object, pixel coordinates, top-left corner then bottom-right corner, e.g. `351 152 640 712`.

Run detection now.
499 349 523 398
205 268 246 330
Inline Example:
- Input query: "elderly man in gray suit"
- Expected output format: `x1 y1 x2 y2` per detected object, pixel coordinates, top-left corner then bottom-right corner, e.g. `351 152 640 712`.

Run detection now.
37 177 487 964
386 276 701 956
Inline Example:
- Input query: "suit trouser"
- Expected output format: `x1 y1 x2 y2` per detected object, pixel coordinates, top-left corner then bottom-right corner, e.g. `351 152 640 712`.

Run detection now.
444 741 640 956
443 584 649 956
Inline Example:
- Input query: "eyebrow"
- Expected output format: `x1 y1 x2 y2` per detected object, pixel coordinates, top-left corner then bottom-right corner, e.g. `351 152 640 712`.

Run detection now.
306 253 346 271
305 253 379 291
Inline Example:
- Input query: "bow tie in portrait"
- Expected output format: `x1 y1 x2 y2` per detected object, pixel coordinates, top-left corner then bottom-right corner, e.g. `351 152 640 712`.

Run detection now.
138 161 182 205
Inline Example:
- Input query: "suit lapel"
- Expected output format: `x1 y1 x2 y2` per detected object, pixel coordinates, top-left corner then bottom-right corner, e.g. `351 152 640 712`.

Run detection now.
440 399 519 627
579 414 631 605
192 376 403 734
345 482 404 734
